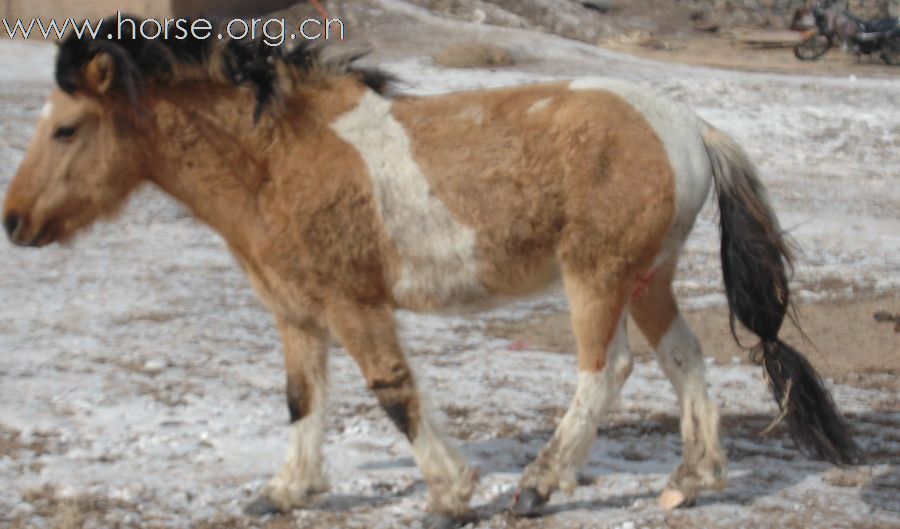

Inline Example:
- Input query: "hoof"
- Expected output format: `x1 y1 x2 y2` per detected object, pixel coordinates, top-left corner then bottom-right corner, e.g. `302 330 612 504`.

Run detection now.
244 494 284 517
658 488 695 511
422 513 471 529
510 487 548 517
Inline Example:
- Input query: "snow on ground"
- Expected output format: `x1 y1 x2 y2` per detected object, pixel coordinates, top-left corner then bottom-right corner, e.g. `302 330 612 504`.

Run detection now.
0 20 898 529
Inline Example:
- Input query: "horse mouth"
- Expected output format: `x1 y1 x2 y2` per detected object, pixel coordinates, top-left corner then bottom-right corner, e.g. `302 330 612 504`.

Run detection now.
27 223 59 247
9 219 58 248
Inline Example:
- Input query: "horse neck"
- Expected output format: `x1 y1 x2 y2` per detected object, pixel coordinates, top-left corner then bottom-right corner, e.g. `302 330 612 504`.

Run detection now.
144 84 275 254
143 79 372 255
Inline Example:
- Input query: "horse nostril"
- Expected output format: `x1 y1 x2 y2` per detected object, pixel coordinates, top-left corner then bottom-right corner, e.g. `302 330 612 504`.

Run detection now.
4 213 20 238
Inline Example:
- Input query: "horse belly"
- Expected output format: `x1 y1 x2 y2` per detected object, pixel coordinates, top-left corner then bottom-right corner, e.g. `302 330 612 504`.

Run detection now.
382 218 564 313
390 253 561 314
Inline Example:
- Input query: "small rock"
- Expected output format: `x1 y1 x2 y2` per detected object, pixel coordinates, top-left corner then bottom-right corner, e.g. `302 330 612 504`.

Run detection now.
873 310 894 322
582 0 616 13
637 34 668 50
143 359 166 374
824 467 872 487
10 502 35 517
433 43 516 68
620 446 648 461
693 19 720 32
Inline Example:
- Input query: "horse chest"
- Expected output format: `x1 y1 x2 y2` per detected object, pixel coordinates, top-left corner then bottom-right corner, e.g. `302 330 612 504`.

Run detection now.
233 250 317 324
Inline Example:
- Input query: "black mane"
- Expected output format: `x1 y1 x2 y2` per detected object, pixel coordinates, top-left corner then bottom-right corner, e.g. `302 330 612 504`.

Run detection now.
56 14 395 120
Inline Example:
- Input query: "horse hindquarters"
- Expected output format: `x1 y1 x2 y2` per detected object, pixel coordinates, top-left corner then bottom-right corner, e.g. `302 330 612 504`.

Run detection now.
514 88 684 512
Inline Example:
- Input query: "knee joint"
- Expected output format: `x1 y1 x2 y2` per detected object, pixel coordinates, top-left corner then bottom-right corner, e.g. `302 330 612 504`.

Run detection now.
371 373 420 440
287 377 311 424
613 351 634 384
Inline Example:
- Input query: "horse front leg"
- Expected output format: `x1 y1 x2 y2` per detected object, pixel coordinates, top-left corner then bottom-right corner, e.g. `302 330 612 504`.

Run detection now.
246 318 329 515
327 301 477 528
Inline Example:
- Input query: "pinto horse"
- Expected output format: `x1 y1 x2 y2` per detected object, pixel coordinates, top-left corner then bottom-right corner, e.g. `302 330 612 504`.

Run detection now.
2 18 859 527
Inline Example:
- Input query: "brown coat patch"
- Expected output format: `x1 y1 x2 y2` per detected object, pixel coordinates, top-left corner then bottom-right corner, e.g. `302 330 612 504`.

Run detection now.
394 83 675 370
393 84 675 305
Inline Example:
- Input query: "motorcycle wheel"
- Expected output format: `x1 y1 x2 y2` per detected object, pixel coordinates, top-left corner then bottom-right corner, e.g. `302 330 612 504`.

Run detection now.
794 33 832 60
881 36 900 65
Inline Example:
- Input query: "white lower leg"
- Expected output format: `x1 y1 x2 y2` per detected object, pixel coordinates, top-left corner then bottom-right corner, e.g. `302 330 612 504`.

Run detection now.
521 317 631 497
267 408 329 509
655 314 726 508
411 400 476 517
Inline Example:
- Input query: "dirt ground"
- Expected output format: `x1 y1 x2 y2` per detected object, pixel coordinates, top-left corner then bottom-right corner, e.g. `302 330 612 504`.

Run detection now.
601 31 900 78
487 294 900 393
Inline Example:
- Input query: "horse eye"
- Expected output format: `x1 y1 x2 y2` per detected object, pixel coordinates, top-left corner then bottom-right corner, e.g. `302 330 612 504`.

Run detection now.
53 126 78 140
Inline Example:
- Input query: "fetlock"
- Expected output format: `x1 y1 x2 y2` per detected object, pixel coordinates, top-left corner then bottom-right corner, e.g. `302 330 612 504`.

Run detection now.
267 467 329 510
426 466 478 519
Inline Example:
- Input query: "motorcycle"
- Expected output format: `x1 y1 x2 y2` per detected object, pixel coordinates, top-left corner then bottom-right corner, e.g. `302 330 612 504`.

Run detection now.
793 3 900 65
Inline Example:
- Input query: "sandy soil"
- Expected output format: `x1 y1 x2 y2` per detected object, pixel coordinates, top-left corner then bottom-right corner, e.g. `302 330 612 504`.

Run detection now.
1 2 899 529
487 294 900 393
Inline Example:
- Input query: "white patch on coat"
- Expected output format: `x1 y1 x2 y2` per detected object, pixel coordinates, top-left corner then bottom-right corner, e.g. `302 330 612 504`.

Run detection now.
527 97 553 115
331 91 485 310
40 102 53 120
570 79 712 266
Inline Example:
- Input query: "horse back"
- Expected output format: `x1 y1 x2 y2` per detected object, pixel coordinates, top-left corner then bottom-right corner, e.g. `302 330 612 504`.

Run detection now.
281 79 705 313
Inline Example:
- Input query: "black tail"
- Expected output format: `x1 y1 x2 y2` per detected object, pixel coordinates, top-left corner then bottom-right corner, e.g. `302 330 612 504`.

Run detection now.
703 126 862 465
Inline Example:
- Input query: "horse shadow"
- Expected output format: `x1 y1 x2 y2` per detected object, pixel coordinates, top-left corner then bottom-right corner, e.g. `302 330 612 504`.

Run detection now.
861 465 900 514
352 409 900 520
857 408 900 515
302 481 426 513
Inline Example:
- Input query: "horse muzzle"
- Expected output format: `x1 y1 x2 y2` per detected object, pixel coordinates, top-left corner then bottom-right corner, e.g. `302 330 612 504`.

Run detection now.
3 211 55 248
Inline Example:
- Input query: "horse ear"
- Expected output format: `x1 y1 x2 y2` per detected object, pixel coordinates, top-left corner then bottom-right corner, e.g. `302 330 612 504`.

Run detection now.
83 52 116 95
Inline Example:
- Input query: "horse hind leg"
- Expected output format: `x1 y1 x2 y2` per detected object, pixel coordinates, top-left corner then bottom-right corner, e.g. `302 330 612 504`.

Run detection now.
513 271 634 514
630 259 727 510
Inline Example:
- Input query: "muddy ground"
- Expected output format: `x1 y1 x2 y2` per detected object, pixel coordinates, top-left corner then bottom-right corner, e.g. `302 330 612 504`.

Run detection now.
488 295 900 392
